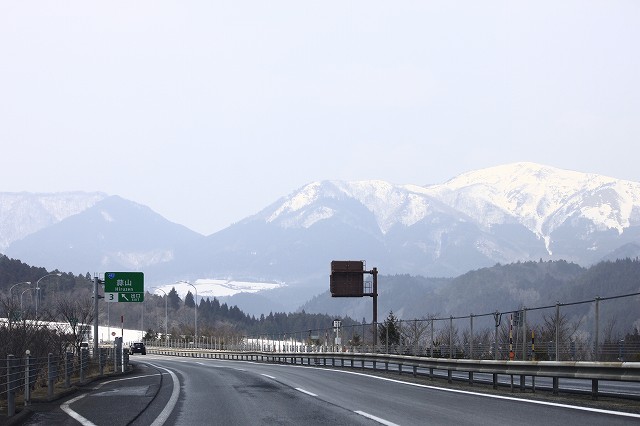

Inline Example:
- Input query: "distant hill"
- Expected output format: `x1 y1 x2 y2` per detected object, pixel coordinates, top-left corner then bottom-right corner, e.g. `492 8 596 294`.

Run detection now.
3 163 640 316
300 259 640 336
5 195 202 273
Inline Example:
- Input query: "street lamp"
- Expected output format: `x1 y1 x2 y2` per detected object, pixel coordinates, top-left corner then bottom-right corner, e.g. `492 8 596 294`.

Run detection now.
9 281 31 297
20 288 34 312
153 287 168 346
35 273 62 317
180 281 198 349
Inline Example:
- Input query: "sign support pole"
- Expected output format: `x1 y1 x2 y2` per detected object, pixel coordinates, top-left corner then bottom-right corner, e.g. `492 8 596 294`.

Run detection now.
93 276 99 356
372 267 378 346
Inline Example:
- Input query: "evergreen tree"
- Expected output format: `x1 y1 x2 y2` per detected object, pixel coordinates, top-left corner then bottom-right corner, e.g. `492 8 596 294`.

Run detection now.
167 287 181 311
378 311 401 346
185 291 195 308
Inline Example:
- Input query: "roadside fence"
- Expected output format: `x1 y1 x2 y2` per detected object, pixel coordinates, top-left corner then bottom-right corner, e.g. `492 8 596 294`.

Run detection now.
1 347 129 418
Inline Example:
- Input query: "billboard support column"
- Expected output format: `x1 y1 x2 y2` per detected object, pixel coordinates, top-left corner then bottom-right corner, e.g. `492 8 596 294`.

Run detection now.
372 267 378 346
93 276 100 356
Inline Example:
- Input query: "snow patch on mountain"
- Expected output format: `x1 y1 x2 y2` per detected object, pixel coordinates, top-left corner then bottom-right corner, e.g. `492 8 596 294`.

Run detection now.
0 191 107 251
267 180 438 233
107 250 175 269
101 210 115 222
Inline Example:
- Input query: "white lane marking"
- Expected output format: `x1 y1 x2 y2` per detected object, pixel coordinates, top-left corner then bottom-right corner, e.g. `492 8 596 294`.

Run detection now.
59 374 164 425
228 360 640 420
323 368 640 420
295 387 318 397
149 364 180 426
355 410 400 426
93 373 162 389
261 374 276 379
151 355 640 420
196 361 225 367
60 394 95 426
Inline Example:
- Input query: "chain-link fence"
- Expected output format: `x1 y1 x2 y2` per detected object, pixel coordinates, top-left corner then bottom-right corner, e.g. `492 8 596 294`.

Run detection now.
226 291 640 362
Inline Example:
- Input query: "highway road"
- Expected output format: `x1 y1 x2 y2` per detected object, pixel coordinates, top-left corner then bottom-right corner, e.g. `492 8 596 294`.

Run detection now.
24 355 640 425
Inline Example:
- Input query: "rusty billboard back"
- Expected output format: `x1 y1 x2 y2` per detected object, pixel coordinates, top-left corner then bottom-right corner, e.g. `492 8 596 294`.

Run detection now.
330 260 364 297
331 260 364 272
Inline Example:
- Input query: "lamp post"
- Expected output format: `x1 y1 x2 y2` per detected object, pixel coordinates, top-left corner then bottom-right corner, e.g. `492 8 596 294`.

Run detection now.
35 273 62 317
9 281 31 298
181 281 198 349
20 288 34 312
153 287 168 346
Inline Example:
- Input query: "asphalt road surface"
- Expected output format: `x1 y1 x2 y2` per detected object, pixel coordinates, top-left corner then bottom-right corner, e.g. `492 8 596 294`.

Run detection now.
23 354 640 425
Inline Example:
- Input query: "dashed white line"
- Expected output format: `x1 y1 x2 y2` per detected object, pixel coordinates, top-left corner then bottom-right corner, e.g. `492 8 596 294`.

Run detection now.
295 387 318 397
261 373 276 379
355 410 399 426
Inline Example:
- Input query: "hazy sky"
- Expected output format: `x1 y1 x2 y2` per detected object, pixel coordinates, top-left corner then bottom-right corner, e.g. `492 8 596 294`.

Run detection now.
2 2 639 235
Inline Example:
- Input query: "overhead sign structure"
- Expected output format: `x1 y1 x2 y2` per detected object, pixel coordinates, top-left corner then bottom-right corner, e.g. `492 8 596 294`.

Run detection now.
330 261 364 297
104 272 144 303
330 260 379 345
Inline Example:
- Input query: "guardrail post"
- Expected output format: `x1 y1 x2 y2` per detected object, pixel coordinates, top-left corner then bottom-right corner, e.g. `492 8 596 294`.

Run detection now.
24 351 32 406
47 353 55 399
449 317 453 359
430 319 434 358
80 348 86 382
470 314 474 360
552 377 559 395
522 309 527 361
555 302 560 361
594 297 600 361
65 352 72 388
7 354 16 417
591 379 598 400
99 348 106 376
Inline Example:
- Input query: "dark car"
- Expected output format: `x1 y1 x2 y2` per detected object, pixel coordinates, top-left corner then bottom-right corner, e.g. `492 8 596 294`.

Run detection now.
130 342 146 355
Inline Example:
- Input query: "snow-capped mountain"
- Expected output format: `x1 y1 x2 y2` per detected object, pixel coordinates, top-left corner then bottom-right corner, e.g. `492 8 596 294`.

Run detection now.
234 163 637 281
422 162 640 255
4 195 202 273
0 191 107 252
3 163 640 299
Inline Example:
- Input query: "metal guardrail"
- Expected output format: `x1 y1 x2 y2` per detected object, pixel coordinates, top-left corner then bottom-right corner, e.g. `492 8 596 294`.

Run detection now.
147 346 640 400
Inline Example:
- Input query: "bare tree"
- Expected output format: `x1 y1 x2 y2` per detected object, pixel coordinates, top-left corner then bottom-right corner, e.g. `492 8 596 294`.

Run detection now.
53 296 95 357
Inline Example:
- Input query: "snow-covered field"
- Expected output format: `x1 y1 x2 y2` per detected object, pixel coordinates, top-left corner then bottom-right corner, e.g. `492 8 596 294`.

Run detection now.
152 279 284 300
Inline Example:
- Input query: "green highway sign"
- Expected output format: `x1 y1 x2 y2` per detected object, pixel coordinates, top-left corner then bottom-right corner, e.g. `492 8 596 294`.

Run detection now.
104 272 144 303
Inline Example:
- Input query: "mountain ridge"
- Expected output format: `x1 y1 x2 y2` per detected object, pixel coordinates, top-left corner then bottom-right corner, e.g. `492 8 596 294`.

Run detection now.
2 163 640 300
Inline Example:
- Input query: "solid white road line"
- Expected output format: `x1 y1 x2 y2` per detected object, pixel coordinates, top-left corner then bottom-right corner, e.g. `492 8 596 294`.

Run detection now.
295 387 318 397
60 394 95 426
355 410 400 426
149 364 180 426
